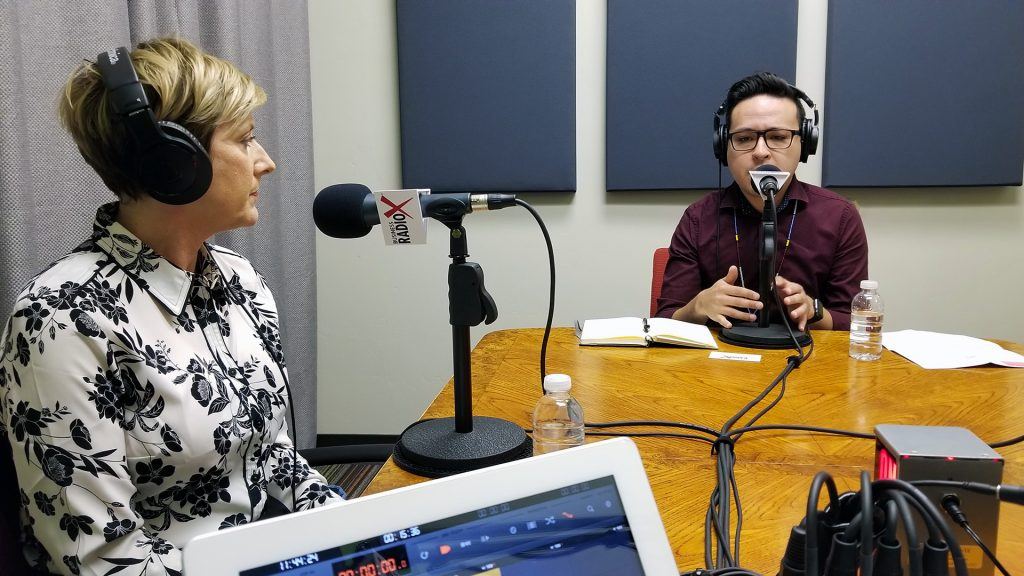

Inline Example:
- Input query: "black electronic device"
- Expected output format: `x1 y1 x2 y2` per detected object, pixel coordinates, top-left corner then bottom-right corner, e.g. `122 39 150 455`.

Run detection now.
96 47 212 204
875 424 1004 576
712 81 819 166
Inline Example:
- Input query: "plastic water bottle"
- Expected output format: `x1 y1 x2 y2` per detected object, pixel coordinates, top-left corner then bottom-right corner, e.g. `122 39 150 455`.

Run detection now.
532 374 585 455
849 280 884 361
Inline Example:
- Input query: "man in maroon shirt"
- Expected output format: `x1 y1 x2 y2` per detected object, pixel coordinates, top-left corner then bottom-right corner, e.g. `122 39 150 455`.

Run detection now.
655 73 868 331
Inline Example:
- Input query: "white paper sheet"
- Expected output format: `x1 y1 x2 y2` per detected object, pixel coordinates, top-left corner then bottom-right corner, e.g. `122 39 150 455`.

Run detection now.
881 329 1024 369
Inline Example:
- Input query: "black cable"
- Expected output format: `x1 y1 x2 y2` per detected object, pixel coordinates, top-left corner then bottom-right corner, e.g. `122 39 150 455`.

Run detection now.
911 480 1024 505
871 479 969 576
962 522 1009 576
585 420 720 438
859 471 874 576
961 522 1010 576
882 499 899 542
705 470 737 568
727 446 743 564
585 431 716 445
584 421 875 444
715 444 733 566
720 359 796 436
724 424 875 440
720 311 808 440
703 268 810 569
715 169 724 282
515 199 555 394
941 494 1012 576
739 375 786 432
989 433 1024 448
805 471 841 576
884 490 923 576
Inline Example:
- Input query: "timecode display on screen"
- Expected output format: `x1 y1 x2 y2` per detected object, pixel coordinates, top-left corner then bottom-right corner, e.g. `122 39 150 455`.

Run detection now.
331 545 411 576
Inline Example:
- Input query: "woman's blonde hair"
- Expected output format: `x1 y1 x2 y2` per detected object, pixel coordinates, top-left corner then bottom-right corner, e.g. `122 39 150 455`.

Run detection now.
58 37 266 200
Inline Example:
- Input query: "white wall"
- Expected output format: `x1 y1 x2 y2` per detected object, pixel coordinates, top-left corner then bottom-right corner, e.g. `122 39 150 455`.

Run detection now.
309 0 1024 435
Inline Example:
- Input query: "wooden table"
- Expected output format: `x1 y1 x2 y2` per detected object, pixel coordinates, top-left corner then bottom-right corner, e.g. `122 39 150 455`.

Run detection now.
364 328 1024 573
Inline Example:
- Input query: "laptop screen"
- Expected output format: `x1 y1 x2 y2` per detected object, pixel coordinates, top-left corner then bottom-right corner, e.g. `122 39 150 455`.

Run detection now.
238 475 645 576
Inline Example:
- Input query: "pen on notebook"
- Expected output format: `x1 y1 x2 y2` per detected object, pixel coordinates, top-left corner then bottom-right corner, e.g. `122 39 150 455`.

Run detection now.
642 317 650 333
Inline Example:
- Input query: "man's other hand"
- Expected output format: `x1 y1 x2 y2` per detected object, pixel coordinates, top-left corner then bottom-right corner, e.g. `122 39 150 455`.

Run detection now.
694 266 762 329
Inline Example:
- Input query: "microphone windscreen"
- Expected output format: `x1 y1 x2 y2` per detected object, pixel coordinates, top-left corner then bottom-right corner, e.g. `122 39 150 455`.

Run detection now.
755 164 781 172
313 183 374 238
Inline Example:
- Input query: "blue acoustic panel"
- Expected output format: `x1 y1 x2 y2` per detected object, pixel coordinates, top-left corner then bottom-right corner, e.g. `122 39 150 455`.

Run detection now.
397 0 575 192
824 1 1024 187
606 0 798 190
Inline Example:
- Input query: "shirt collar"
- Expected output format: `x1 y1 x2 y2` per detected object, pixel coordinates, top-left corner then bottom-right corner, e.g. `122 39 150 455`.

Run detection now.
719 177 809 214
90 202 223 316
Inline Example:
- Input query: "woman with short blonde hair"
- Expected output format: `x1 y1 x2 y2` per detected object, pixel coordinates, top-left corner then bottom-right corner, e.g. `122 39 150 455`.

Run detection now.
1 37 341 575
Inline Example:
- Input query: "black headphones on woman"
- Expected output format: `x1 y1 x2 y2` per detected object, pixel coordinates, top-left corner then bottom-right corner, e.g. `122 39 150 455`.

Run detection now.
95 47 212 205
712 82 820 166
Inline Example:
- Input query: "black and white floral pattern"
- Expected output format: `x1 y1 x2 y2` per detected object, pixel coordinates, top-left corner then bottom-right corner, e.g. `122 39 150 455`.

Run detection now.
0 203 341 575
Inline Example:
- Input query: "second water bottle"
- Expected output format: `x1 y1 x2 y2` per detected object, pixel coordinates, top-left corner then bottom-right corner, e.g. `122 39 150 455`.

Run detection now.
531 374 585 455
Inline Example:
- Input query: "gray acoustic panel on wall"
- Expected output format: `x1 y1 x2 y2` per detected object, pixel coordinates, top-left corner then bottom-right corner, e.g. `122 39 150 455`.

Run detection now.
824 1 1024 187
606 0 798 190
397 0 575 192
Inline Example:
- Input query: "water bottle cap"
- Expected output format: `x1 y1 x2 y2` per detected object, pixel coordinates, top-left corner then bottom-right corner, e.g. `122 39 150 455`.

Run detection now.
860 280 878 290
543 373 572 392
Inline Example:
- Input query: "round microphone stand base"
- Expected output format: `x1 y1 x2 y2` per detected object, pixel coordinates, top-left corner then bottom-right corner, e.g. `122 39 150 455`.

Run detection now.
392 417 533 478
720 322 811 350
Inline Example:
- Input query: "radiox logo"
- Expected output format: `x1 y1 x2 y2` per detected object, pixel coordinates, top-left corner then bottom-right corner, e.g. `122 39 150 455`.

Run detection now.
381 194 414 243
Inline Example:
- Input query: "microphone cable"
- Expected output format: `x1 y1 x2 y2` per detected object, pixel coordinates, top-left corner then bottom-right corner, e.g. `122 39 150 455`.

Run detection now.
704 276 812 569
940 494 1011 576
988 433 1024 448
514 199 555 394
874 479 970 576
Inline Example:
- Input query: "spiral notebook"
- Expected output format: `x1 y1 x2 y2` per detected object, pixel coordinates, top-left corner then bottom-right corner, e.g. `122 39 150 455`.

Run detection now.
578 317 717 349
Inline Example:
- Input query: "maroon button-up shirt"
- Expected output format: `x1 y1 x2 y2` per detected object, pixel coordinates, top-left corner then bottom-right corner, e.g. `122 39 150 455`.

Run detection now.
655 178 868 331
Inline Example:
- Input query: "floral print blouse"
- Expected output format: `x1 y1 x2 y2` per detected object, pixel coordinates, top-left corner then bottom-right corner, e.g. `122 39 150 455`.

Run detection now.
0 203 341 575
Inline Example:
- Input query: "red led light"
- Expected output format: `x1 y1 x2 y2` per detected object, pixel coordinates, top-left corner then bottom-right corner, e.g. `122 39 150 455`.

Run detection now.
876 447 899 480
946 456 956 461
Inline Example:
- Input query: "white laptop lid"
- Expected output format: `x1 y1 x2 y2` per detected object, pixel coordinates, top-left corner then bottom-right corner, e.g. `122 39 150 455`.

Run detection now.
183 437 678 575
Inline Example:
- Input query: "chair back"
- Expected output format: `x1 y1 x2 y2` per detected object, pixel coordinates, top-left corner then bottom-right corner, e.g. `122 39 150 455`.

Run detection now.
1 435 33 575
650 247 670 317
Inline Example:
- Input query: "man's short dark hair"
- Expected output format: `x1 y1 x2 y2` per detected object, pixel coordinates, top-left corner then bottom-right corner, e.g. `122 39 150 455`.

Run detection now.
723 72 805 129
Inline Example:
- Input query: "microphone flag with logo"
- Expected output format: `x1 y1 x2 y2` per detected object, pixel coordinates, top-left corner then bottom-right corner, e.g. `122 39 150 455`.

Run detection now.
373 189 428 245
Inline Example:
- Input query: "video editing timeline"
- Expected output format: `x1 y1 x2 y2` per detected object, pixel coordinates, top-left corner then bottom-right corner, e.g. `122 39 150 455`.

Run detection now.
242 476 647 576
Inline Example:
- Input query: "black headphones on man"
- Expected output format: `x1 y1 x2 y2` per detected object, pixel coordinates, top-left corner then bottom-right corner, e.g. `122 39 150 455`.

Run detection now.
712 82 820 166
95 47 212 205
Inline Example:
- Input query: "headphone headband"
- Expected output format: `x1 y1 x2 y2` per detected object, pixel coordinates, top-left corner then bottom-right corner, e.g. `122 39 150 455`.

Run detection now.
96 46 212 205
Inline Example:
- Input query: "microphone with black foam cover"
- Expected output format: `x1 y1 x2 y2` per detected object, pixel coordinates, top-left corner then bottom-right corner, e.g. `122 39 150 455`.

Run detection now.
313 183 518 239
313 183 378 238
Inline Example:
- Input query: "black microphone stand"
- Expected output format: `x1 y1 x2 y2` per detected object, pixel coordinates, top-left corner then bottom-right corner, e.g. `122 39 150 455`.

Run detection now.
720 182 811 349
392 207 532 477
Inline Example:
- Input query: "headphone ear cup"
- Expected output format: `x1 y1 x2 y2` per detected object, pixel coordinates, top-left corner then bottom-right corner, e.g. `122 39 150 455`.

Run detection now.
137 121 213 205
713 110 729 167
800 117 819 163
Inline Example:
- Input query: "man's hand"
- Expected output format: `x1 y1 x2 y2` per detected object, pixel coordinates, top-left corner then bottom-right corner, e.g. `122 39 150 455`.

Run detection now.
775 275 814 331
683 265 762 329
